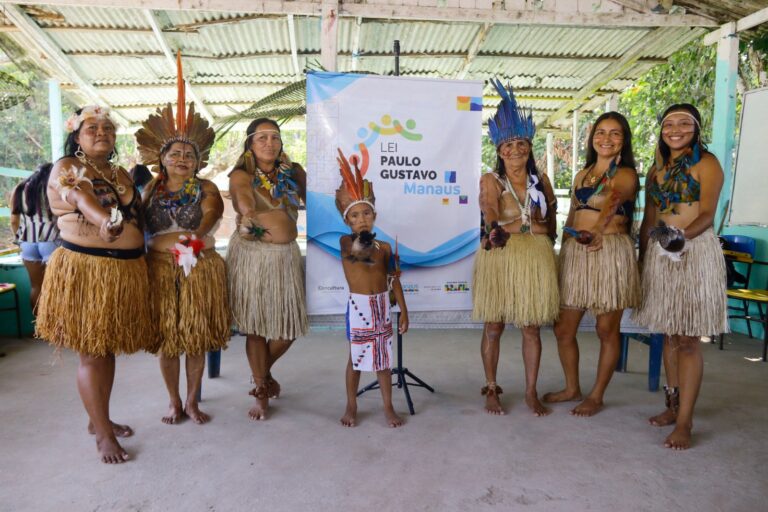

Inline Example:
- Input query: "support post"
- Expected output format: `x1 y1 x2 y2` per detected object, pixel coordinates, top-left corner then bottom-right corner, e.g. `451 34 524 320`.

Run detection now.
710 22 739 228
48 79 63 161
571 110 579 186
321 1 339 72
546 132 555 185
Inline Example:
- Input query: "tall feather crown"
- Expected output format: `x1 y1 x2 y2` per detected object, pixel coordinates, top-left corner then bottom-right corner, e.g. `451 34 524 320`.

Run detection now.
135 51 215 170
335 148 375 219
487 78 535 147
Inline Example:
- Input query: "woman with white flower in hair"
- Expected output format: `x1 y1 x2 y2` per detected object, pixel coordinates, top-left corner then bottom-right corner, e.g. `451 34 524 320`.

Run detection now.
472 79 559 417
36 105 154 464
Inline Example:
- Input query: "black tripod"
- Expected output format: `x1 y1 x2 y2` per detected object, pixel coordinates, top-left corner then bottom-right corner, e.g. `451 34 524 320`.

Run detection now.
356 311 435 415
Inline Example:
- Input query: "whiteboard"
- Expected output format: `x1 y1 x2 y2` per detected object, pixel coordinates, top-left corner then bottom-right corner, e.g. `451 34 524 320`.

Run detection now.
729 86 768 226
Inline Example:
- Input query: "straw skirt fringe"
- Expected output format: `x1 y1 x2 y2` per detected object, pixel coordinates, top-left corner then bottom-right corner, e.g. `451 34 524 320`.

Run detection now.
35 247 155 356
559 233 640 315
147 249 230 357
227 232 308 340
634 228 728 337
472 233 559 326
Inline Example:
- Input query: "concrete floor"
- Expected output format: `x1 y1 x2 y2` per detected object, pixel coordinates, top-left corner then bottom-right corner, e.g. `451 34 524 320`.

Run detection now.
0 328 766 512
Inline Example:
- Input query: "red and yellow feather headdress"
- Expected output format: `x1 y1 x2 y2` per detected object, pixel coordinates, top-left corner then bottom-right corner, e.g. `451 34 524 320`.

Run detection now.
135 51 215 171
335 148 375 219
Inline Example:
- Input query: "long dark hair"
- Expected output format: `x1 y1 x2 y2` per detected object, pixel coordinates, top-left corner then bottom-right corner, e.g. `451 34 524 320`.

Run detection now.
232 118 284 171
584 111 636 170
12 162 54 218
61 107 118 162
658 103 708 165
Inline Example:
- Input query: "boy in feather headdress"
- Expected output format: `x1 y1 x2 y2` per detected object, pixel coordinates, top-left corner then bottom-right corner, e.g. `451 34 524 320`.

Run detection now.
335 148 409 428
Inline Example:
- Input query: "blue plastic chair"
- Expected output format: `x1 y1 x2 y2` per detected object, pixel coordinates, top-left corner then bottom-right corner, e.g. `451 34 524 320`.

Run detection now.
721 234 756 258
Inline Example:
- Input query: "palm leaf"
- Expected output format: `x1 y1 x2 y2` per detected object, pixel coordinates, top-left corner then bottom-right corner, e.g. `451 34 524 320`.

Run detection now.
0 71 31 111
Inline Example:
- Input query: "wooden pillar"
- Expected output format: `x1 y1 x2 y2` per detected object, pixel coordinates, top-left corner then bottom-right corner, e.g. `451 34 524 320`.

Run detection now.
546 131 555 185
571 110 579 186
321 1 339 72
711 22 739 227
48 79 63 161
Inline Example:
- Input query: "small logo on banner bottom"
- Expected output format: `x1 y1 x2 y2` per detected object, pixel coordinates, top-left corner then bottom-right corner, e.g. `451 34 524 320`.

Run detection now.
402 283 419 294
444 281 470 293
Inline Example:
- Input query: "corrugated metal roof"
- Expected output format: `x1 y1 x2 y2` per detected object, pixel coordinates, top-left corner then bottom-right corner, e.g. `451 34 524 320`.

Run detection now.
0 2 763 129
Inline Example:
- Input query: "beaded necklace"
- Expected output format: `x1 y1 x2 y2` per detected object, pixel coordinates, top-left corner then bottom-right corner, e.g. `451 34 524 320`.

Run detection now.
155 177 201 215
572 158 619 209
253 160 301 209
501 173 532 233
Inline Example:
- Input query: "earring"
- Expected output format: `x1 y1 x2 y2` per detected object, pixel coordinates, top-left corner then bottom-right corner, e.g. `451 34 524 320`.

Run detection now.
74 145 85 160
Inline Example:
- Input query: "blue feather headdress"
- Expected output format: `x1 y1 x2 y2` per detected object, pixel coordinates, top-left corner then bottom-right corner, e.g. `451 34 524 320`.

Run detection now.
487 79 535 147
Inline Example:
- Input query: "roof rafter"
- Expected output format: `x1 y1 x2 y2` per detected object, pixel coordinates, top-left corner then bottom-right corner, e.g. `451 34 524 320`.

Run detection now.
143 9 214 122
286 14 301 78
545 26 705 127
0 0 718 27
455 22 491 80
1 4 131 126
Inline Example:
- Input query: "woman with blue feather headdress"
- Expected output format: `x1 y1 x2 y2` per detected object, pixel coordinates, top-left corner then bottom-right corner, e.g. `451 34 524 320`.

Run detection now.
471 79 559 417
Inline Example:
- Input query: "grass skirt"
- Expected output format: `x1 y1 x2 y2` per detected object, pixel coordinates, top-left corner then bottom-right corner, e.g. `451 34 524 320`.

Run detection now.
226 232 308 340
472 233 559 326
35 247 154 356
633 228 728 337
559 233 640 315
147 249 230 357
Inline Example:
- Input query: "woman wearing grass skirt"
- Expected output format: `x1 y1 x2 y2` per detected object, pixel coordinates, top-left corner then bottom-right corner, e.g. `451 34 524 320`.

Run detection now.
635 104 727 450
228 118 308 421
136 66 230 426
472 80 559 417
36 105 153 464
543 112 640 417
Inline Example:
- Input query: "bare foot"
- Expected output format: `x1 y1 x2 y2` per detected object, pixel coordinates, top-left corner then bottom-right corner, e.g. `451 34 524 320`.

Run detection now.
543 388 582 403
267 375 281 399
88 420 134 438
184 402 210 425
384 407 404 428
96 436 130 464
484 393 505 415
570 397 603 417
649 407 677 427
162 402 185 425
248 387 269 421
525 394 552 417
340 405 357 427
664 424 692 450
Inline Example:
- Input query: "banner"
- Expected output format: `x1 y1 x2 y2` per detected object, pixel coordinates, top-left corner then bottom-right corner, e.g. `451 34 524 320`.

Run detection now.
306 72 482 314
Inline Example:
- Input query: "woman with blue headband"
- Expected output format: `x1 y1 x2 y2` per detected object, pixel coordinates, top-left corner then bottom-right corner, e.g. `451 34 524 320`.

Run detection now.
472 79 559 417
634 104 727 450
543 112 640 418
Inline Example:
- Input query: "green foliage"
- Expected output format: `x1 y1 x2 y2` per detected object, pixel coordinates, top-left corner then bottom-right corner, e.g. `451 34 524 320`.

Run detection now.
618 42 717 175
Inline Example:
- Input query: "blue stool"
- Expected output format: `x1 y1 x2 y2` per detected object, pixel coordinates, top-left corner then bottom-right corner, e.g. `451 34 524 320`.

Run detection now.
616 333 664 391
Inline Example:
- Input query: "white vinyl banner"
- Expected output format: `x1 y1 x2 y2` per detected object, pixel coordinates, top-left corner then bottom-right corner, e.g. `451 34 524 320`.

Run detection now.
306 72 482 314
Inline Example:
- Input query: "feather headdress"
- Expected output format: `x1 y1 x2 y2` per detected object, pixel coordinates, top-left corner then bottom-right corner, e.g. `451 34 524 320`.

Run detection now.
335 148 375 219
135 51 215 171
487 78 535 147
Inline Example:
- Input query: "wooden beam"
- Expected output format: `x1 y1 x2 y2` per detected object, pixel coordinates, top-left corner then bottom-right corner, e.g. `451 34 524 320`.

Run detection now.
607 1 647 14
703 6 768 45
286 14 301 78
455 22 491 80
321 1 339 71
545 27 701 126
0 0 717 27
1 4 131 126
350 16 362 72
143 9 214 122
